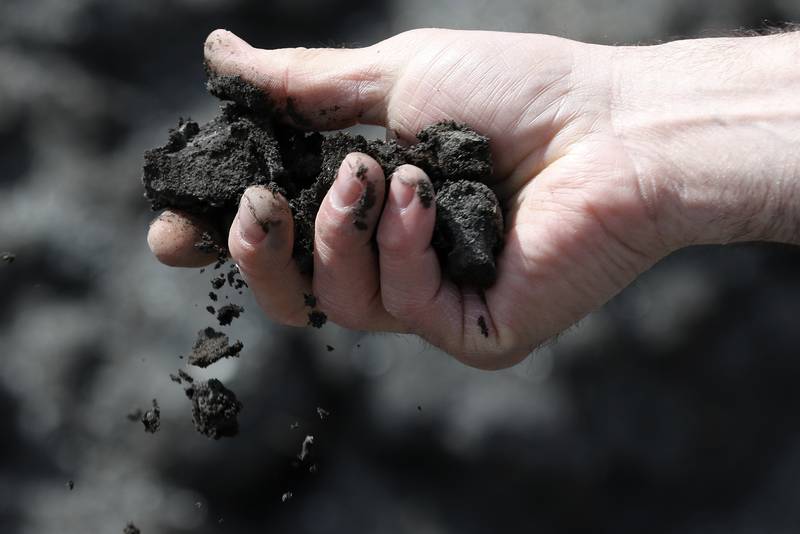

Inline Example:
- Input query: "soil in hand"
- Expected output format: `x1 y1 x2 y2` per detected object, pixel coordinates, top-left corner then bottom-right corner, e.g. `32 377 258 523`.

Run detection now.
142 72 504 289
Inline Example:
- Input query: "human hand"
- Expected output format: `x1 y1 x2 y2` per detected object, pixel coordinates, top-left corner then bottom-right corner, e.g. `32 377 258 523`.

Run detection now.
148 28 800 368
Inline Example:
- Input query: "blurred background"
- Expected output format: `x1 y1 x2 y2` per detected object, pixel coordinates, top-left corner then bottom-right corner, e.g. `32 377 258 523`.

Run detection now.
2 0 800 532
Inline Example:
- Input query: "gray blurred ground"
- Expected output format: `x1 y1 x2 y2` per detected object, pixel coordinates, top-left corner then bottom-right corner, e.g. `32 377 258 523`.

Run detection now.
1 1 800 533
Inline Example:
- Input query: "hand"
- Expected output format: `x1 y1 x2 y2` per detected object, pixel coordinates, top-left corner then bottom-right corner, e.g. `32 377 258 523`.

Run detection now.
148 28 800 369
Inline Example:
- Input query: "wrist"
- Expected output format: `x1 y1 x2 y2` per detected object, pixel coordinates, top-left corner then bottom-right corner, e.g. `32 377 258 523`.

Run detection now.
610 32 800 247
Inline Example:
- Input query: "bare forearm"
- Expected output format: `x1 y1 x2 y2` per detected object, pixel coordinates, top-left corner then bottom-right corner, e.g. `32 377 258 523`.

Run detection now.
611 31 800 247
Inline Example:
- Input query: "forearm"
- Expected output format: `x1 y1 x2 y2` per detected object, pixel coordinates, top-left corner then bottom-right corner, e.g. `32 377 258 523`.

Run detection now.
610 31 800 247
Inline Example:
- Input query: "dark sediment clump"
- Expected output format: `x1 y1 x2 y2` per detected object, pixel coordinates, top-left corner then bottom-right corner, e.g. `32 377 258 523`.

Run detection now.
142 72 504 289
141 399 161 434
216 304 244 326
185 378 243 439
187 327 243 368
434 180 504 288
124 523 141 534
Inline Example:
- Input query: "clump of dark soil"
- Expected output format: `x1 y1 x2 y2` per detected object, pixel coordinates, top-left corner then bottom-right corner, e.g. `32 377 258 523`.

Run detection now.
187 327 243 368
216 303 243 326
141 399 161 434
123 522 141 534
142 72 504 289
185 378 243 439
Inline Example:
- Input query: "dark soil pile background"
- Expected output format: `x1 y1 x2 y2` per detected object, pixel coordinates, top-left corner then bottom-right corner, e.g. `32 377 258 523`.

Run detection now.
2 1 800 533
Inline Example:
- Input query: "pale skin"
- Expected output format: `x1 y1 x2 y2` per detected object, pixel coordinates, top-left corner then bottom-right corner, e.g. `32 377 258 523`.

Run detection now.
147 28 800 369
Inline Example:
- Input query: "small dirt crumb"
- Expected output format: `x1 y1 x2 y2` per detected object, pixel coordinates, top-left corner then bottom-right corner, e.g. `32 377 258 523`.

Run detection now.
478 315 489 338
227 264 247 289
417 405 422 412
281 491 293 503
126 408 143 422
188 327 243 368
290 421 300 430
216 304 244 326
206 305 215 314
297 435 314 461
316 407 330 420
124 523 141 534
169 373 182 384
209 291 218 301
211 274 226 290
1 252 15 264
303 293 317 308
178 369 194 383
309 464 318 474
67 480 74 491
326 345 334 352
185 378 243 439
307 310 327 328
142 399 161 434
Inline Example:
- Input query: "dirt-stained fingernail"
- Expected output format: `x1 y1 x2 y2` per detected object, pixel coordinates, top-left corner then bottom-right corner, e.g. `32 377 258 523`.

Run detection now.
330 156 367 210
237 186 279 246
390 169 415 211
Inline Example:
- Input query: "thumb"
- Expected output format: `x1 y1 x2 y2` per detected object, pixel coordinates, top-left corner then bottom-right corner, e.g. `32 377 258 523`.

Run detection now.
204 29 398 130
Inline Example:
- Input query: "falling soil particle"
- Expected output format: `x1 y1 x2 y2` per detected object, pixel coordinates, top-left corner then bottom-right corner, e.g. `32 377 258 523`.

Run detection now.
178 369 194 383
169 373 182 384
208 291 218 301
205 305 215 314
126 408 143 422
290 421 300 430
211 274 225 290
326 345 334 352
187 327 243 368
478 316 489 338
67 480 74 491
297 435 314 461
142 73 504 289
281 492 293 503
307 310 327 329
303 293 317 308
1 252 15 264
216 304 244 326
185 378 243 439
316 407 330 420
141 399 161 433
123 523 141 534
309 464 318 474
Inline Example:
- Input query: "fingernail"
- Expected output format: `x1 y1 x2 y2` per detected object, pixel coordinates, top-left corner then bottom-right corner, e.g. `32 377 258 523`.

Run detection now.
390 169 416 211
237 187 272 245
330 157 366 210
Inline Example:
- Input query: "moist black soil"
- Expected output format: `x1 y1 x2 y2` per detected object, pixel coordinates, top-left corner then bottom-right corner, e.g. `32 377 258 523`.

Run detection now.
142 73 504 288
185 378 243 439
187 327 243 368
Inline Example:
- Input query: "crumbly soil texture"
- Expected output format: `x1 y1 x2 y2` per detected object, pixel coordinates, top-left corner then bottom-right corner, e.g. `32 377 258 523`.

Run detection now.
143 73 504 288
